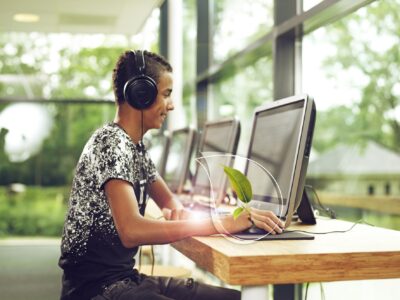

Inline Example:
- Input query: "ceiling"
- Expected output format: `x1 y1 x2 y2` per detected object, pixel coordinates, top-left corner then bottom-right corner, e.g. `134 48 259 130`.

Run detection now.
0 0 163 35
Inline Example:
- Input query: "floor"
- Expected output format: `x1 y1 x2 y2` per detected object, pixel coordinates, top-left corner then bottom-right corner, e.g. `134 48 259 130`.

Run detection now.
0 238 62 300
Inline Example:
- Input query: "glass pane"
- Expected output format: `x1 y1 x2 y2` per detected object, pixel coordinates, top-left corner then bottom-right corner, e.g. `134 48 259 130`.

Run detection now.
0 102 114 236
303 0 324 12
302 1 400 231
182 0 197 124
209 55 273 156
212 0 273 64
0 15 159 102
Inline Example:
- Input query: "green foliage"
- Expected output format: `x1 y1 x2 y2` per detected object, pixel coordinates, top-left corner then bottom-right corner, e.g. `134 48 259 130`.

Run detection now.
223 165 252 219
0 32 142 100
313 106 372 153
0 33 149 186
318 1 400 153
223 165 252 203
232 207 245 220
51 47 125 99
0 186 69 237
0 102 114 186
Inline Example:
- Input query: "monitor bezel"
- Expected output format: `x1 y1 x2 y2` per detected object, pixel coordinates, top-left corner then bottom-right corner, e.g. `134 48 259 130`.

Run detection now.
245 94 315 227
191 117 241 206
164 127 197 194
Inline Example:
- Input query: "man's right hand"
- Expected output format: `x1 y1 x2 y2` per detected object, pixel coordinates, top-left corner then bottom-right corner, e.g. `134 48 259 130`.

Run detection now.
162 208 192 220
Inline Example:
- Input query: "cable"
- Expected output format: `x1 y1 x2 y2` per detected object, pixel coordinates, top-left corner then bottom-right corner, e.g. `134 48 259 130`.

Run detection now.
304 282 310 300
137 244 155 276
138 110 149 211
138 246 142 271
320 282 326 300
151 245 155 276
305 185 337 219
285 219 375 235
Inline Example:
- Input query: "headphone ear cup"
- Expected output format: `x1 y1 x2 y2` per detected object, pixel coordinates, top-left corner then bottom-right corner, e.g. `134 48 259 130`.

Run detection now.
123 75 158 109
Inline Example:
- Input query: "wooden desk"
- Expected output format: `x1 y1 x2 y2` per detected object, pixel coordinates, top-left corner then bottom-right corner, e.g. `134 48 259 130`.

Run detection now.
171 219 400 300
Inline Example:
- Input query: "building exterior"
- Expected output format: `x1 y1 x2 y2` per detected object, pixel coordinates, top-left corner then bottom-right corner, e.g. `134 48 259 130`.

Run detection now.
307 142 400 196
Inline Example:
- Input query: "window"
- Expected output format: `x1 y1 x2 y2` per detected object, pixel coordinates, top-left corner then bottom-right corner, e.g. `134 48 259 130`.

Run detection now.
212 0 273 64
303 0 400 230
303 0 324 12
182 0 197 123
0 101 114 235
385 183 391 195
368 185 375 196
209 55 273 155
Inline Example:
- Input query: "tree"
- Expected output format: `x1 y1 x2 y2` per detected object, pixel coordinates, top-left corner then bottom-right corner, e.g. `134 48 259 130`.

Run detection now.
0 33 146 185
320 1 400 153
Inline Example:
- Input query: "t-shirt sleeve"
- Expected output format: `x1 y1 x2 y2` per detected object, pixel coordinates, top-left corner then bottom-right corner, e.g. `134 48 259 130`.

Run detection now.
96 133 138 190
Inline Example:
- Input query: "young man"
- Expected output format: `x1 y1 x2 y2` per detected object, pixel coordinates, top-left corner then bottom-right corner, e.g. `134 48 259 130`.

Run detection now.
59 50 284 300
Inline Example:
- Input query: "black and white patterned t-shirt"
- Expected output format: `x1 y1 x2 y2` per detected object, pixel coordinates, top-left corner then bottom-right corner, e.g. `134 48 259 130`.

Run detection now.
59 122 157 300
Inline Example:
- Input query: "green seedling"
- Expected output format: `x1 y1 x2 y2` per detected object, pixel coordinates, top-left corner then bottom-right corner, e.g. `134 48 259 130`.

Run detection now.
222 165 253 220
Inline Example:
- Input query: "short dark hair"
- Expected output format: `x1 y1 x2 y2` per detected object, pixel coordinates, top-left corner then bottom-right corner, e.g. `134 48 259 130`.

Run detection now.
112 50 173 104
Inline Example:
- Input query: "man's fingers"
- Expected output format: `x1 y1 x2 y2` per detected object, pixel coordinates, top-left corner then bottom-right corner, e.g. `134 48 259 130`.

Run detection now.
163 208 191 220
162 208 171 220
179 209 191 220
251 208 285 228
249 209 284 234
251 218 279 234
170 209 179 220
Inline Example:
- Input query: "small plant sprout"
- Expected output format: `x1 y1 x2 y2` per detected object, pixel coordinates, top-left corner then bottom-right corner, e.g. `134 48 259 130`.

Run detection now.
222 165 253 220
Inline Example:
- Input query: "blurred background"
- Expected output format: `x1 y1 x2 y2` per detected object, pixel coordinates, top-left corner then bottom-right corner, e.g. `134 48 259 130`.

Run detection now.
0 0 399 299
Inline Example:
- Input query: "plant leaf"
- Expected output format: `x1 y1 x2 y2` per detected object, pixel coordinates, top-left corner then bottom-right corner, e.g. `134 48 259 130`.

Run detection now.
233 207 244 220
223 165 252 203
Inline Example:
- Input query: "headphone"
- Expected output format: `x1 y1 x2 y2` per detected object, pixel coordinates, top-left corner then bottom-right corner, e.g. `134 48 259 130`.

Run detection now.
123 50 158 109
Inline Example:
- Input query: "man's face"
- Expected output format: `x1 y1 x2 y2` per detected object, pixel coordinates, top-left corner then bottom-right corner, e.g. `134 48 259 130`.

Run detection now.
143 72 174 130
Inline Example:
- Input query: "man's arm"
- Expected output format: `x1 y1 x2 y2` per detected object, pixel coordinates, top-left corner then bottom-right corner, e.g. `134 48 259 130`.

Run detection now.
104 179 283 248
105 178 253 248
147 175 183 211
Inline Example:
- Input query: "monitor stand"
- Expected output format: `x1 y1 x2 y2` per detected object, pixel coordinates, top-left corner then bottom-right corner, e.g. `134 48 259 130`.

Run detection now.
295 189 317 225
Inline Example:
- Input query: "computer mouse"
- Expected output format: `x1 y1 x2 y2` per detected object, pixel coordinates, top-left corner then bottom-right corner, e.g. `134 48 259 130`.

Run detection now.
247 225 267 234
247 225 285 235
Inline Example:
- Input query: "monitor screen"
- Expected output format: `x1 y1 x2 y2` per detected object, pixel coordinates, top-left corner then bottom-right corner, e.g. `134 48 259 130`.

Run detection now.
246 95 315 221
192 119 240 204
164 128 195 193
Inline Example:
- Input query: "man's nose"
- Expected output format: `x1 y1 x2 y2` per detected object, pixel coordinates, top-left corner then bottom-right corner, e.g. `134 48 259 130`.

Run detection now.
167 99 174 111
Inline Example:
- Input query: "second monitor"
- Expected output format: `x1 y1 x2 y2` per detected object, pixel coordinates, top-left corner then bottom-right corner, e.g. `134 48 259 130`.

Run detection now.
190 117 241 207
163 127 197 194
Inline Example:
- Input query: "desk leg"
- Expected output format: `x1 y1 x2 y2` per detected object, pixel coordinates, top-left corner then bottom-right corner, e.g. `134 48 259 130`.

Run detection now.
241 285 269 300
273 284 302 300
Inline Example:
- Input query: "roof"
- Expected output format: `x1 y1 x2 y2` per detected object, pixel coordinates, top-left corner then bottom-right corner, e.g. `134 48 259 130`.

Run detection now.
308 141 400 176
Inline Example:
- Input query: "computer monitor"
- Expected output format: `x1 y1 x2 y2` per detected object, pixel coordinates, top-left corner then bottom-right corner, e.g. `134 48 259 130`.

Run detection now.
164 127 196 194
191 118 241 206
147 131 170 178
245 94 316 227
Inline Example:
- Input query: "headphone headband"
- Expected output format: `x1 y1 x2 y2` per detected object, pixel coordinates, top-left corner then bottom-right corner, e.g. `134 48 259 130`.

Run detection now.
133 50 145 75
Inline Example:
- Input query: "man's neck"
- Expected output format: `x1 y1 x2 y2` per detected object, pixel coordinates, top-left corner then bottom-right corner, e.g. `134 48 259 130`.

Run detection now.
113 104 145 144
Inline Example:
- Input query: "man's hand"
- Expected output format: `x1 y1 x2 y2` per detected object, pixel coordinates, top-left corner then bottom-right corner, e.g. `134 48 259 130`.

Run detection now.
249 207 285 234
162 208 192 220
